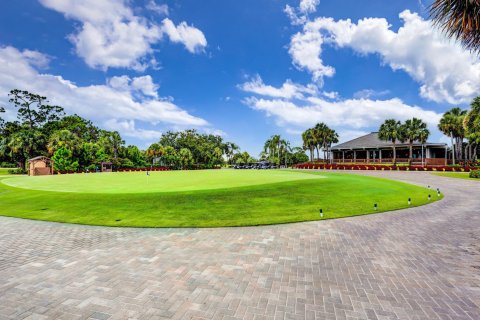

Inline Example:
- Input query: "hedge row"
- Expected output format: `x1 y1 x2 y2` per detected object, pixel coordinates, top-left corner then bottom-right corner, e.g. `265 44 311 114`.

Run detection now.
293 163 474 172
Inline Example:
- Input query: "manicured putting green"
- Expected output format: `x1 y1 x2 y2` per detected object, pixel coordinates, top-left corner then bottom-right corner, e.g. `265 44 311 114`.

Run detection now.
2 169 324 193
0 170 441 227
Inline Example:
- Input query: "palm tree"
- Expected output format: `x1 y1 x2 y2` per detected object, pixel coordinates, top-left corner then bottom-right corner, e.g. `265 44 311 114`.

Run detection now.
378 119 404 165
464 96 480 161
47 129 78 155
264 135 281 164
438 107 467 164
418 126 430 167
430 0 480 53
302 129 315 161
402 118 429 165
313 123 329 160
325 128 339 163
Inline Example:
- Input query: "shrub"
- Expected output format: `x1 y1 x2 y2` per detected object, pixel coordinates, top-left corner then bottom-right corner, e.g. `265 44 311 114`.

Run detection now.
0 162 16 168
8 168 27 175
469 170 480 179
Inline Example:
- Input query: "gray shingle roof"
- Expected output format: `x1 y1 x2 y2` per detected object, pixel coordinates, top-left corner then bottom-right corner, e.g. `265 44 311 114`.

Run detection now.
331 132 446 150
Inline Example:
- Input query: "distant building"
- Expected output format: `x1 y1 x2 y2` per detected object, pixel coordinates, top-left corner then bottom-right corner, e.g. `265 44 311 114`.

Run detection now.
330 132 448 166
28 156 54 176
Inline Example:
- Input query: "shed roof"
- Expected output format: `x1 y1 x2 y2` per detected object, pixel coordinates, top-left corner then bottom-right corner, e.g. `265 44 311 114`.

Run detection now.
331 132 446 151
28 156 52 162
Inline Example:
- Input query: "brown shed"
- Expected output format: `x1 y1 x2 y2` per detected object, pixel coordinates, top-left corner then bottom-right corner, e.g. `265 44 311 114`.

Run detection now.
28 156 54 176
101 162 113 172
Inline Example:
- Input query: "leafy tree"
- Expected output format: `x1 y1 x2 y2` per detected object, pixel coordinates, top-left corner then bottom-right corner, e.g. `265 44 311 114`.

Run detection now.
99 131 124 159
162 146 178 168
179 148 194 169
402 118 429 164
47 129 79 155
0 106 4 131
8 89 64 129
52 147 79 171
379 119 404 165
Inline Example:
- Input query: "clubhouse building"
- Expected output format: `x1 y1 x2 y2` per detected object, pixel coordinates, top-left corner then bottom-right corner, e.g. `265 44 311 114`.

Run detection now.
330 132 448 166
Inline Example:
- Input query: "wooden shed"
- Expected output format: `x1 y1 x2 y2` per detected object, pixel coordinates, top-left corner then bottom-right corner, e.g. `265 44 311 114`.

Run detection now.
101 162 113 172
28 156 54 176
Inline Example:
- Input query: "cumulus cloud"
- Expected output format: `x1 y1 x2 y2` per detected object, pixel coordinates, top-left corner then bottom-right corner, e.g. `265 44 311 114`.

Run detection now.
0 46 209 140
299 0 320 14
289 10 480 104
38 0 206 70
239 75 317 99
104 119 163 140
161 18 207 53
244 96 441 129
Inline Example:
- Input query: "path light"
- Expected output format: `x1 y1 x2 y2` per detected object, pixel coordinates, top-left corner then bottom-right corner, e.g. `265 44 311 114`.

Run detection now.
437 188 441 197
374 203 377 211
319 208 323 218
428 194 431 201
408 198 411 205
428 185 431 189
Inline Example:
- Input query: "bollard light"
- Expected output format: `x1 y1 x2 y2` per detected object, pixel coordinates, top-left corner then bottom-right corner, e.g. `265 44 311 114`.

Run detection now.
428 194 431 201
408 198 411 205
374 203 377 211
319 208 323 218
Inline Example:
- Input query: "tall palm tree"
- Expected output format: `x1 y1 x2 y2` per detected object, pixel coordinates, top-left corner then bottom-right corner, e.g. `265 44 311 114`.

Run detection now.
402 118 429 165
313 123 329 160
418 126 430 166
430 0 480 53
464 96 480 161
302 129 315 161
324 128 339 163
438 107 467 164
378 119 404 165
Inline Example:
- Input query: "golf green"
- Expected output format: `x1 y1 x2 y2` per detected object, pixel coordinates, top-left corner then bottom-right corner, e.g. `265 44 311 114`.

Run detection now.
0 170 442 227
2 169 324 193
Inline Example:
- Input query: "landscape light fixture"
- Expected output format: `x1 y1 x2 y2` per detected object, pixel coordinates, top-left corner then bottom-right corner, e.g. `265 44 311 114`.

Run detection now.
428 194 431 201
319 208 323 218
374 203 377 211
408 198 411 205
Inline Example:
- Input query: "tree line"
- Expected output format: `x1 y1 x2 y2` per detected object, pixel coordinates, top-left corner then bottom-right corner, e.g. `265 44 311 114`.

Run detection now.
0 89 308 172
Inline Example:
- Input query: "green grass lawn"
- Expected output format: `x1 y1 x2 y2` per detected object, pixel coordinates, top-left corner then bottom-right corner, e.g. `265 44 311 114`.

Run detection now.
0 170 441 227
0 168 14 175
432 172 479 180
2 169 324 193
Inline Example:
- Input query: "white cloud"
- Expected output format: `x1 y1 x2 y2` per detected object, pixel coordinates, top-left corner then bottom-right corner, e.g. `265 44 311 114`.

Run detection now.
289 10 480 104
239 75 317 99
104 119 162 140
244 96 441 129
161 18 207 53
299 0 320 14
353 89 390 99
146 1 169 16
289 22 335 83
38 0 206 70
0 46 209 140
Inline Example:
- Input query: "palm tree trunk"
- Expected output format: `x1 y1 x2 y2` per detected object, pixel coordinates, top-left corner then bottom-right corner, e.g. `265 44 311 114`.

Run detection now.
393 143 397 165
409 142 413 165
451 134 455 165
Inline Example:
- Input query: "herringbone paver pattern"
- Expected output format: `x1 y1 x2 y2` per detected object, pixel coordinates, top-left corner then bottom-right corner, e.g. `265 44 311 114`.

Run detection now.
0 171 479 319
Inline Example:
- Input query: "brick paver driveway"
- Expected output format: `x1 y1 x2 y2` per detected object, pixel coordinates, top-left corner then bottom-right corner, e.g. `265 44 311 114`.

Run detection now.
0 171 479 320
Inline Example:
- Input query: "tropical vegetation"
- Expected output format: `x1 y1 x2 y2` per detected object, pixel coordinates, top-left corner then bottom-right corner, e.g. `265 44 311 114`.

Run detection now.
430 0 480 53
301 123 339 162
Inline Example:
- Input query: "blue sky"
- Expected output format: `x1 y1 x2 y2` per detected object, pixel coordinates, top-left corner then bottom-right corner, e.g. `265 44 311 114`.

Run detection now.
1 0 479 156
